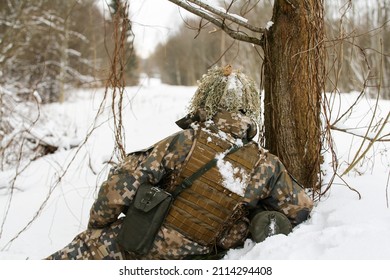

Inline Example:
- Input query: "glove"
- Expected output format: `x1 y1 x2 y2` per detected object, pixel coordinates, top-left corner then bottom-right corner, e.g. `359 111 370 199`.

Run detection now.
249 211 292 243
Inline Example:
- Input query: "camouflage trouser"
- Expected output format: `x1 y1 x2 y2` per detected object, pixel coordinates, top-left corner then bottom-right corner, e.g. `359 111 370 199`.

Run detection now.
45 220 208 260
45 217 249 260
45 221 127 260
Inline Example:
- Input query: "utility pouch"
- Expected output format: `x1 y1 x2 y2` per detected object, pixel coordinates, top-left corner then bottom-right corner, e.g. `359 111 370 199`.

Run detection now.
116 183 172 255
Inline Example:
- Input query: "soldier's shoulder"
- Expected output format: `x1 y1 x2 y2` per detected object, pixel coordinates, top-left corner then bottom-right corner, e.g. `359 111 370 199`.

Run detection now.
170 128 196 145
246 142 283 165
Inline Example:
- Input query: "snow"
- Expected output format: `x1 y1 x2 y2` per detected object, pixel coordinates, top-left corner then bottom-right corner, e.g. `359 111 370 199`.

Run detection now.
216 152 248 197
214 6 249 24
227 74 243 98
0 77 389 262
265 21 274 30
33 90 42 103
187 0 249 25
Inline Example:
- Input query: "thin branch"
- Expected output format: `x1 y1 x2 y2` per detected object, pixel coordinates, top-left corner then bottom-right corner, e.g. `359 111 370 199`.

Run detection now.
240 0 262 16
167 0 263 45
330 125 390 142
336 173 361 199
341 112 390 176
187 0 265 33
319 172 361 200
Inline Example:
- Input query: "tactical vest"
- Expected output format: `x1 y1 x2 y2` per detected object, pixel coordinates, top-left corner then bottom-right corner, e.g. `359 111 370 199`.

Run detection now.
164 128 260 246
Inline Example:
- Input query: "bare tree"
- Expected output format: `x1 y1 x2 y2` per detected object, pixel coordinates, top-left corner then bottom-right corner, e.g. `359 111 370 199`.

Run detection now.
168 0 324 192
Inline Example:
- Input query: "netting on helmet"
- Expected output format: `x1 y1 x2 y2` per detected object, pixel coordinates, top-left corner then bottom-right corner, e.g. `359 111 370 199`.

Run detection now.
187 66 260 122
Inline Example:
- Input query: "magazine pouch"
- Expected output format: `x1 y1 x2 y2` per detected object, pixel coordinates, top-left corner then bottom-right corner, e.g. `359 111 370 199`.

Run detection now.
116 183 172 255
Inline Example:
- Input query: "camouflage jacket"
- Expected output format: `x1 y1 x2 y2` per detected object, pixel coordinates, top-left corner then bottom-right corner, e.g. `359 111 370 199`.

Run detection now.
84 110 313 260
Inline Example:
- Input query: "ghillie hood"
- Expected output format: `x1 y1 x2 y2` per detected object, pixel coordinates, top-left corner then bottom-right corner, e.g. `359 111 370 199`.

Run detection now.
187 65 261 124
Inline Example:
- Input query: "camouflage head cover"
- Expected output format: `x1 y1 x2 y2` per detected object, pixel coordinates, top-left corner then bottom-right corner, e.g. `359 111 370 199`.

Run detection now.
187 65 261 123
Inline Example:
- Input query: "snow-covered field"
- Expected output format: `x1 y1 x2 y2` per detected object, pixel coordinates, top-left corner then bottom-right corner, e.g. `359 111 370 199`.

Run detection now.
0 78 389 262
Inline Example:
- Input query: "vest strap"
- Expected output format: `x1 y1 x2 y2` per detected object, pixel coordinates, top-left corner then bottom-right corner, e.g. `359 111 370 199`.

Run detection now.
171 144 242 198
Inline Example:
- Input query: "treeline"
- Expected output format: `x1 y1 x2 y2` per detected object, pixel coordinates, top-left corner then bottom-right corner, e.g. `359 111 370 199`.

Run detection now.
325 0 390 99
144 0 389 99
1 0 388 100
0 0 139 103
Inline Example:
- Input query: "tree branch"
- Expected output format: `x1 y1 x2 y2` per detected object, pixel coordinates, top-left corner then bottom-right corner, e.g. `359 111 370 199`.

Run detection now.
187 0 265 33
167 0 263 45
330 125 390 142
341 112 390 176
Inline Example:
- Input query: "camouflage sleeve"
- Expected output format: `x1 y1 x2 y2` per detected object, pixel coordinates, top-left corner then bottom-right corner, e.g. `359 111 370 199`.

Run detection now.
87 130 195 229
258 154 314 227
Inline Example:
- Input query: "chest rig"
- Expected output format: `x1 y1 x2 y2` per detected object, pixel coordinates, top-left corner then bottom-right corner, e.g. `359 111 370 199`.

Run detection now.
164 128 260 246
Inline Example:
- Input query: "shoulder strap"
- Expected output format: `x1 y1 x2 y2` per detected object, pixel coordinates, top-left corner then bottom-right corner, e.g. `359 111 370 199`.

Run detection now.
171 144 242 197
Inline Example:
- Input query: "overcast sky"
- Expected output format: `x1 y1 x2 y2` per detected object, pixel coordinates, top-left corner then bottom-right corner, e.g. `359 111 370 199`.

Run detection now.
129 0 191 58
97 0 190 58
99 0 377 58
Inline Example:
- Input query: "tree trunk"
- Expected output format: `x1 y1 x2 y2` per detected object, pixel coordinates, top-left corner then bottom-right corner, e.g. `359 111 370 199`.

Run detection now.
263 0 324 190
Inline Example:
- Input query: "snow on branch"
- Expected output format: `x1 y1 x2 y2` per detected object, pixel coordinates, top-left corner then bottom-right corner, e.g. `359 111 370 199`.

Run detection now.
187 0 264 33
167 0 264 45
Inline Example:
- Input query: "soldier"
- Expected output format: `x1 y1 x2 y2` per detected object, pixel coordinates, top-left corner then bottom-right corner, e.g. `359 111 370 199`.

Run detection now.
46 65 313 260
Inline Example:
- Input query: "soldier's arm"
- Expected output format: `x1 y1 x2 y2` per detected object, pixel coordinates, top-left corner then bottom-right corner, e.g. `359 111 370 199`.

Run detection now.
87 135 174 229
87 130 195 229
260 155 314 227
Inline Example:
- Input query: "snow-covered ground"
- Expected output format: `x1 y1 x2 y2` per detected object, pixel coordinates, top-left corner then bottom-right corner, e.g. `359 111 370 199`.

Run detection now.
0 78 389 262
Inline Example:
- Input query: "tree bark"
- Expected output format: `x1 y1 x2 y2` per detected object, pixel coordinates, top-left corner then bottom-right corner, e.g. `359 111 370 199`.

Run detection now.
263 0 324 190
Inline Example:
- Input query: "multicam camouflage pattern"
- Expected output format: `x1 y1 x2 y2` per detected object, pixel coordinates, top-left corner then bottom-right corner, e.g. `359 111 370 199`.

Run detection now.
46 110 313 260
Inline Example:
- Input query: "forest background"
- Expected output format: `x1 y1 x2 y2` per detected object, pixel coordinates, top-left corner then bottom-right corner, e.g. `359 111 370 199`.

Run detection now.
1 0 389 104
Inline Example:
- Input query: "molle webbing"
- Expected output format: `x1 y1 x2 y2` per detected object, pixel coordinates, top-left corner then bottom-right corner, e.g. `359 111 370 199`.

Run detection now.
165 129 259 246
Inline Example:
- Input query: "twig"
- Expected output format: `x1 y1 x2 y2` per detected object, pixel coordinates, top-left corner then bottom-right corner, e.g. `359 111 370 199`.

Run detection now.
330 125 390 142
341 112 389 176
337 173 361 199
340 38 387 176
0 139 27 239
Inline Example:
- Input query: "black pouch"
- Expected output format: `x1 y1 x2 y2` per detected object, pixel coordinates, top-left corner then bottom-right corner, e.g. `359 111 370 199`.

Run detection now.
116 183 172 255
